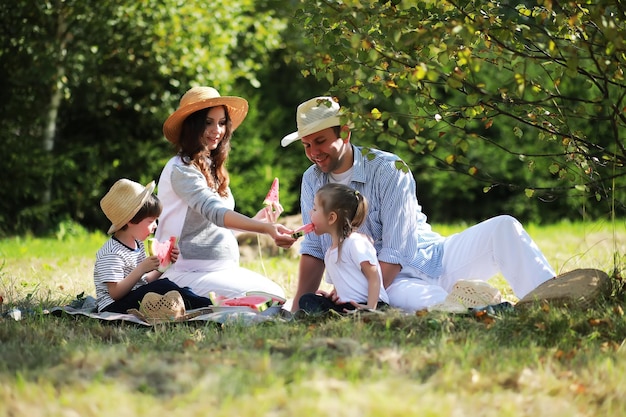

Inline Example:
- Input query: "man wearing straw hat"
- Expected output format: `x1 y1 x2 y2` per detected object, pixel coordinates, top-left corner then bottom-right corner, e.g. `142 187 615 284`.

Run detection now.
155 86 290 299
94 178 212 314
278 96 560 313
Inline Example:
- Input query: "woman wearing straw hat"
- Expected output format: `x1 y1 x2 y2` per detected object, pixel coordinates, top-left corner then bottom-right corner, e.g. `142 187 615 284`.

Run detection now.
155 86 289 299
95 178 212 314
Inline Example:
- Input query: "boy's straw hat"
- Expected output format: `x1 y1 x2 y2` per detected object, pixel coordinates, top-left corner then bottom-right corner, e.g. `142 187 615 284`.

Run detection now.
163 86 249 144
281 96 343 147
100 179 155 234
128 291 210 324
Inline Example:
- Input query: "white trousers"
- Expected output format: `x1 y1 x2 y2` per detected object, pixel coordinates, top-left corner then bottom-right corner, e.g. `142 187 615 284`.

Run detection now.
386 215 556 312
162 266 286 299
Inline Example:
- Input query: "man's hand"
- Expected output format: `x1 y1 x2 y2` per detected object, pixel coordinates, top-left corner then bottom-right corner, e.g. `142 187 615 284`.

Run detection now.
316 288 339 303
380 261 402 288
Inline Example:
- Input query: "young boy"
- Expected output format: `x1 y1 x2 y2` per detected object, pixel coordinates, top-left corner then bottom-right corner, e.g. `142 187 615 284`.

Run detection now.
94 178 211 313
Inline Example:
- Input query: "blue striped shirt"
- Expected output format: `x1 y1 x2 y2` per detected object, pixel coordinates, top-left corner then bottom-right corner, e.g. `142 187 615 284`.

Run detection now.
299 145 445 279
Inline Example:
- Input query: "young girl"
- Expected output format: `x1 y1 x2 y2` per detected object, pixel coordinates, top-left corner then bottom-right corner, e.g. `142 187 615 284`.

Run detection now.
298 183 389 314
94 178 212 313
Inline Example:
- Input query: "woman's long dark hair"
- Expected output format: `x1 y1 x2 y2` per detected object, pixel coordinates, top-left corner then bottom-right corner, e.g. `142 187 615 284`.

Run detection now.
178 106 232 197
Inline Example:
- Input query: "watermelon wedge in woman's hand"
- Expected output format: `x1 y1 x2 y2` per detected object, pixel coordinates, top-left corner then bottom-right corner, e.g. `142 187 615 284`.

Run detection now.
260 177 284 222
291 223 315 239
262 177 282 213
145 236 177 272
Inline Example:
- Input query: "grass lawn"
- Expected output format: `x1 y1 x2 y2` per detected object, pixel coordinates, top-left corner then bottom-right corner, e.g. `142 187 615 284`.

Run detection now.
1 219 626 416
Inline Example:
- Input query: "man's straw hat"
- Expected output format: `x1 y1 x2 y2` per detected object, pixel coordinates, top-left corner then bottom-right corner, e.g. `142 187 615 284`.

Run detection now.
281 96 343 147
163 86 249 144
100 179 155 234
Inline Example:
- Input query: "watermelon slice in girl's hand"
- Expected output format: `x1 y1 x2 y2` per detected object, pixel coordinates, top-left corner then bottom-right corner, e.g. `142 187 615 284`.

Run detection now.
145 236 177 272
291 223 315 239
262 177 280 210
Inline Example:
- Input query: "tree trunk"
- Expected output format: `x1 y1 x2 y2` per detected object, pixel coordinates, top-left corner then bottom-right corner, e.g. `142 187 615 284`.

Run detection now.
39 10 68 233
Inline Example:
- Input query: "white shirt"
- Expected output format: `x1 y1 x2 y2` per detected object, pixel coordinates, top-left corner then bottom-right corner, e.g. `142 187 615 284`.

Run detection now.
156 155 239 272
324 232 389 304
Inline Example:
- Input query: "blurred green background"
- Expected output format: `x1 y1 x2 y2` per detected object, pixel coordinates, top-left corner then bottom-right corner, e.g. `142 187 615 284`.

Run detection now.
2 0 625 236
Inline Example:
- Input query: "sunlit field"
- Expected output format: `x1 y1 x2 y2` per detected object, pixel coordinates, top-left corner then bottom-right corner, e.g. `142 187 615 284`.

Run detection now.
1 219 626 417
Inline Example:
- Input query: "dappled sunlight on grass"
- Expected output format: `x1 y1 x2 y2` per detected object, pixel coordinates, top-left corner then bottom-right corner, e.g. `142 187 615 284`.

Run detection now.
2 221 626 416
2 314 626 416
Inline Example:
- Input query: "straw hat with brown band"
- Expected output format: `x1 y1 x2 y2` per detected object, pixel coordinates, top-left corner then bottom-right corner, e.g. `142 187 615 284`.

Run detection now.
127 291 211 324
428 280 503 313
100 179 156 235
163 86 249 145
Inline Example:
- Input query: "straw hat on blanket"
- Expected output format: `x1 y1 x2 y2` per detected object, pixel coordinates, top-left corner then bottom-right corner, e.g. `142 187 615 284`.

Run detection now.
428 280 503 313
127 291 209 324
429 269 610 314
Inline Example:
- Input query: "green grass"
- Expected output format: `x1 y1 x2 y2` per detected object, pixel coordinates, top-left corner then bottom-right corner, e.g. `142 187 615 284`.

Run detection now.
1 220 626 416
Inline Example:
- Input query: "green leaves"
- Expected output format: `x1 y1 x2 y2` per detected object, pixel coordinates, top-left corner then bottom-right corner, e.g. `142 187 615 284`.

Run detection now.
0 0 290 234
394 159 410 174
289 0 626 222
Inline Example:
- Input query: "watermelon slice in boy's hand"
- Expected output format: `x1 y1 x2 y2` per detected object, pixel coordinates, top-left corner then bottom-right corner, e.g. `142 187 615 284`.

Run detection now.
291 223 315 239
145 236 177 272
262 177 280 212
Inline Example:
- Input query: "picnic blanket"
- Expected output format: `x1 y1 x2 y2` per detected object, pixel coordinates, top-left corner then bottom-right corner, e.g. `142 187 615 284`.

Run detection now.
6 268 610 325
47 295 289 326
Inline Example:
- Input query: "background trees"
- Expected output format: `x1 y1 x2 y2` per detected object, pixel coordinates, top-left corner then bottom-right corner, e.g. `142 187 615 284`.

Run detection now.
1 0 624 236
291 0 626 224
0 0 298 234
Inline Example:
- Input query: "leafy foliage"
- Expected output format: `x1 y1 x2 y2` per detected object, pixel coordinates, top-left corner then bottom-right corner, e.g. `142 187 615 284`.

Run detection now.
0 0 290 235
291 0 626 222
3 0 626 235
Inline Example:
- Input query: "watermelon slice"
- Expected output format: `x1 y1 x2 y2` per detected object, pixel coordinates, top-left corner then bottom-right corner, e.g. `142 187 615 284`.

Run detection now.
145 236 177 272
245 290 286 306
262 177 280 210
219 295 274 312
208 291 228 305
291 223 315 239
